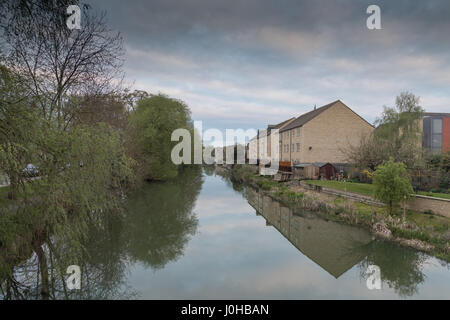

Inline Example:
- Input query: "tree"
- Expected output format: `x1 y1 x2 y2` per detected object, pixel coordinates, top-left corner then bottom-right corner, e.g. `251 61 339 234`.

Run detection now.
373 158 413 214
342 132 386 171
74 93 128 129
0 1 133 298
129 94 194 181
424 151 450 191
0 0 124 128
344 92 424 170
0 65 39 199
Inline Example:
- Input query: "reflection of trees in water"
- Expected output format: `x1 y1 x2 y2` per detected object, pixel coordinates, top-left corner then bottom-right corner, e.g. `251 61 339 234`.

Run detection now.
0 213 137 300
123 166 203 269
214 168 245 193
202 165 215 177
358 241 428 298
0 166 203 299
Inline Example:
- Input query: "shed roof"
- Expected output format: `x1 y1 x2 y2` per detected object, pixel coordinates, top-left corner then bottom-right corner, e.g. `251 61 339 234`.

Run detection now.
293 162 333 168
293 163 313 168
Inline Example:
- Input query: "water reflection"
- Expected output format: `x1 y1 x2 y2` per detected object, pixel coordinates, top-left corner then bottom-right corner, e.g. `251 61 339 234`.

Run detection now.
245 186 434 297
1 167 448 299
0 220 136 300
124 166 202 269
246 187 372 278
0 166 203 299
358 241 427 298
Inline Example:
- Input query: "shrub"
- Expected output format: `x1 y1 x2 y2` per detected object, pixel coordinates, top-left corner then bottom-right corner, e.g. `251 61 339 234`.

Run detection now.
373 158 413 215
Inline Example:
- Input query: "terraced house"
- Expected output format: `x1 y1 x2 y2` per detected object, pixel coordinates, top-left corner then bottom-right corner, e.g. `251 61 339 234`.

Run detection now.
266 117 296 162
279 100 374 164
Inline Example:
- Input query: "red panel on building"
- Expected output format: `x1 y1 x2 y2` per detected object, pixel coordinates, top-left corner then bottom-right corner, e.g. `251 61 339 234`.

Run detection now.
443 117 450 152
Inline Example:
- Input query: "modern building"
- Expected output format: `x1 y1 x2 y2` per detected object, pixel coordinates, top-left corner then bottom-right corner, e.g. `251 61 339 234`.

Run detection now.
422 113 450 154
279 100 374 164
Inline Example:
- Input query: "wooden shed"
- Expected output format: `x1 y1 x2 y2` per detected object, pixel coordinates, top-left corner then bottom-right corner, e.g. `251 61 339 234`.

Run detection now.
318 162 337 180
293 163 318 179
293 162 337 180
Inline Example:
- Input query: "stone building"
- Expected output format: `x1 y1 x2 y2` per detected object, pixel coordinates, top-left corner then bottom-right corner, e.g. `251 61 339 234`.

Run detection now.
279 100 374 164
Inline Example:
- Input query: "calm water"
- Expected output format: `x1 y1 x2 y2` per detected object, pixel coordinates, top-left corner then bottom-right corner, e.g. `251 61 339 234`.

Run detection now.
2 167 450 299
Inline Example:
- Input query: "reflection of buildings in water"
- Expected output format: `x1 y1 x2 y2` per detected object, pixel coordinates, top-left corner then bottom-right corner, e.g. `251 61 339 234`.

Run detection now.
247 188 373 278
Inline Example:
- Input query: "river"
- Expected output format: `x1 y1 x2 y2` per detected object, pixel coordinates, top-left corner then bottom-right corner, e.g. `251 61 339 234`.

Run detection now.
1 167 450 299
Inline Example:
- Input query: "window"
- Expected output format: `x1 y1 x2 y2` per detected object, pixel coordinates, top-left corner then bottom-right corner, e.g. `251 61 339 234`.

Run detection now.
432 118 443 153
296 128 300 136
292 144 294 152
296 143 300 152
291 130 294 137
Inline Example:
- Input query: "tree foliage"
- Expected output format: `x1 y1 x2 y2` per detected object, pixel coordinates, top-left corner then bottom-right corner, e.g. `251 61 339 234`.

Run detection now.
373 158 413 214
0 1 135 298
129 94 193 181
0 0 124 127
344 92 424 170
0 65 39 199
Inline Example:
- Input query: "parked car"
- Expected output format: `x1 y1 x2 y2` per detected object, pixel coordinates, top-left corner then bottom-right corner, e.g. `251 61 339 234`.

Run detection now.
22 164 39 177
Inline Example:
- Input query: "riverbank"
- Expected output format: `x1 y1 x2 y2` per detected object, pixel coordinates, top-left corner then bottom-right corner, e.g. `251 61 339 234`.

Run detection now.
217 165 450 262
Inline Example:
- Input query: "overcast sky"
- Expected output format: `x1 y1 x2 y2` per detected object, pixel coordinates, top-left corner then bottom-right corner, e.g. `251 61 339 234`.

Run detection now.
88 0 450 133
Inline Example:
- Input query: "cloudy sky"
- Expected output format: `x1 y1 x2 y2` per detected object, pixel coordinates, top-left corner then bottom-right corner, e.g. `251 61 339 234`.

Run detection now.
88 0 450 134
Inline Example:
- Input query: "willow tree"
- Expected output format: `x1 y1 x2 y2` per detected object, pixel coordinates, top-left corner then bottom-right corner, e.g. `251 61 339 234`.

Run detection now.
129 94 194 181
0 66 39 199
344 92 424 170
0 0 134 298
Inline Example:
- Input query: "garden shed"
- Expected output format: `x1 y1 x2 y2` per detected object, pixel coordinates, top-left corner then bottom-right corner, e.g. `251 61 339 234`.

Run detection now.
293 162 337 180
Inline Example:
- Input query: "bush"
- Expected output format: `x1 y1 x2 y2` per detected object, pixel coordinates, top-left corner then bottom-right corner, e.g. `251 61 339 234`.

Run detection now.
230 165 256 183
257 180 276 190
373 158 413 214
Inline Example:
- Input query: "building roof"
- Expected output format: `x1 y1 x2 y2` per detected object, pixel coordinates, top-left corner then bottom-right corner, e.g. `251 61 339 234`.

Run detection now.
280 100 340 132
280 100 374 132
267 117 296 136
423 112 450 117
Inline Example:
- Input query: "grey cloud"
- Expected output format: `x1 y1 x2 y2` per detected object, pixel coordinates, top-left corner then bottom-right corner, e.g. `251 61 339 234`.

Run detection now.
86 0 450 130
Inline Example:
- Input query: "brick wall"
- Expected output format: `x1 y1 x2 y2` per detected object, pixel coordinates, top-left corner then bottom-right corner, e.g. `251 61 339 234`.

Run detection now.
443 117 450 153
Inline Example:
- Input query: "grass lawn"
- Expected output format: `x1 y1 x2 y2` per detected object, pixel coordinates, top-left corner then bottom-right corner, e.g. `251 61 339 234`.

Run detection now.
304 180 375 197
417 191 450 200
304 180 450 200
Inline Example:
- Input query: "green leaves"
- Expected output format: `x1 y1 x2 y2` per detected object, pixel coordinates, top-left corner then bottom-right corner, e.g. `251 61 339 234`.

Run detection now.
373 92 424 169
373 158 413 213
130 94 193 181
